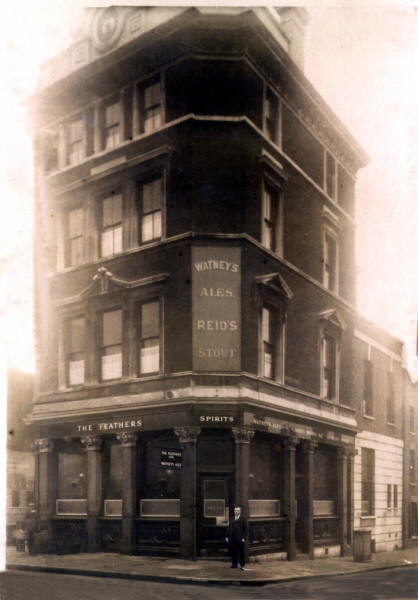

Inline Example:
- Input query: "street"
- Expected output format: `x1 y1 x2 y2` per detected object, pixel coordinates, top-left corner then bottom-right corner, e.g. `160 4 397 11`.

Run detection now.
1 567 417 600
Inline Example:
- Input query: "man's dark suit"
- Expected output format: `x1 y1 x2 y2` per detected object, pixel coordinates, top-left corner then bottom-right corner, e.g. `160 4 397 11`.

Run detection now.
227 515 248 568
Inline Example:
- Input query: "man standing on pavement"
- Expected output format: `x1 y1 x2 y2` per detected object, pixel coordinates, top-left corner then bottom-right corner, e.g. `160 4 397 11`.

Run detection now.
225 505 248 570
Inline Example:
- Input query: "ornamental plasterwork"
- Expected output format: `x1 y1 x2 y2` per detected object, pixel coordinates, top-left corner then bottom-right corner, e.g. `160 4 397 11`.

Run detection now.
81 436 102 451
231 427 255 444
116 432 138 446
33 438 54 453
174 426 201 444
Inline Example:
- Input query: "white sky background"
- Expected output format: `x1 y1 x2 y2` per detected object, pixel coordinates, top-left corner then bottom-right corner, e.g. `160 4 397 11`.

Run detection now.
0 1 417 374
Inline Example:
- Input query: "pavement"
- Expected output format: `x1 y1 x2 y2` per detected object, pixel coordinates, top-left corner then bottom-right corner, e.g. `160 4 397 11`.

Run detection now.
5 545 418 586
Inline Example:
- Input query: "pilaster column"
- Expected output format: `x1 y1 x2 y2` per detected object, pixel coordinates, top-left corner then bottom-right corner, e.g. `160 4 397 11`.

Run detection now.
301 439 317 558
231 428 255 519
283 435 298 561
117 432 138 554
34 438 56 520
174 427 201 559
337 446 348 556
82 436 103 552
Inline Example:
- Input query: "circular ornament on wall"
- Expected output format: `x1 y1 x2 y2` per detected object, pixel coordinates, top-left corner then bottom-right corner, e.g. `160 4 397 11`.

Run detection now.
92 6 124 52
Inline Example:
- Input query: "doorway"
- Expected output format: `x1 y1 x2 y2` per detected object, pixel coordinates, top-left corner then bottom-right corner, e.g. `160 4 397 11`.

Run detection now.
197 475 232 557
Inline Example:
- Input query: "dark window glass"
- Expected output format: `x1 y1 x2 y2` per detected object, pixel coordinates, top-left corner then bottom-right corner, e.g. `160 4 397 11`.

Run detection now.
324 233 337 291
100 193 122 257
262 183 280 252
323 334 337 400
139 300 160 374
66 207 83 267
265 88 278 143
361 448 374 515
140 178 162 243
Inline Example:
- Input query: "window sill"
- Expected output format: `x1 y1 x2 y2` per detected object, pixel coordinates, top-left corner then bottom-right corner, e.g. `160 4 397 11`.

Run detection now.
363 414 375 421
360 515 376 520
386 421 396 427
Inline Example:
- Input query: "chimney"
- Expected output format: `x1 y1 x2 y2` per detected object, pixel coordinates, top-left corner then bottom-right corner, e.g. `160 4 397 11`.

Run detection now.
276 7 310 71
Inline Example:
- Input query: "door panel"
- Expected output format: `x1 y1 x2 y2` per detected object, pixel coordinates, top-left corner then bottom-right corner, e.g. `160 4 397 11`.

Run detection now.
198 475 231 556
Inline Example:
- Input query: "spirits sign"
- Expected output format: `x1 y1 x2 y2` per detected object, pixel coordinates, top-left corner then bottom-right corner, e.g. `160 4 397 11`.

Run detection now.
192 245 241 371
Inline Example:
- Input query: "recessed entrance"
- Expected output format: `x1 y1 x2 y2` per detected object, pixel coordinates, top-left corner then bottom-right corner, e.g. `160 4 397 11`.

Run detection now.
197 475 232 557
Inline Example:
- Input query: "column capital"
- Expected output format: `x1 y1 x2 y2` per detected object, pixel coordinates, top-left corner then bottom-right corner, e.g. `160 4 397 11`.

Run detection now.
174 426 201 444
283 435 298 451
116 432 138 447
301 439 317 454
81 436 103 451
231 427 255 444
33 438 54 453
346 445 358 458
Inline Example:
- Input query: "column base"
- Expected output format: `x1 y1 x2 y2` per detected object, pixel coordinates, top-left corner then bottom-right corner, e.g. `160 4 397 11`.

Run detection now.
121 517 135 554
87 515 100 552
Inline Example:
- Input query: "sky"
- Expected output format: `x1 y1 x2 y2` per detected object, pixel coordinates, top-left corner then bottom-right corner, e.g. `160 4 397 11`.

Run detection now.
0 1 417 374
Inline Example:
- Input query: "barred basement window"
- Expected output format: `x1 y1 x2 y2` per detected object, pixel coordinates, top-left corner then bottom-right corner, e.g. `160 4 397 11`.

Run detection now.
101 309 122 381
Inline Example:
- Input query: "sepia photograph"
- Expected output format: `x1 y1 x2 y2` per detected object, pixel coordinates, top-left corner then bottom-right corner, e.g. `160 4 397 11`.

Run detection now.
1 2 417 598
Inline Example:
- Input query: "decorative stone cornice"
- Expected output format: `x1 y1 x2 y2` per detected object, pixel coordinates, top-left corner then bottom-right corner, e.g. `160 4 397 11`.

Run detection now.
81 436 102 451
33 438 54 453
116 432 138 447
231 427 255 444
174 426 201 444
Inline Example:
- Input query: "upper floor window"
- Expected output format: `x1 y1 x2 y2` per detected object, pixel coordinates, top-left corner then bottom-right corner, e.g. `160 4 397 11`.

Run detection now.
323 229 338 292
66 207 83 268
387 371 395 424
321 334 337 401
140 78 162 134
100 193 123 257
139 177 163 243
100 309 122 381
261 305 278 379
67 317 85 386
139 299 160 374
262 180 282 254
67 116 84 166
102 98 120 150
363 358 373 416
410 449 416 483
361 447 375 515
325 151 337 200
264 87 279 144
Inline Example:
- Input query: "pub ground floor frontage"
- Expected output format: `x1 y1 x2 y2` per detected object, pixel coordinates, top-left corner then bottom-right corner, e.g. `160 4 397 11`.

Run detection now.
32 401 357 559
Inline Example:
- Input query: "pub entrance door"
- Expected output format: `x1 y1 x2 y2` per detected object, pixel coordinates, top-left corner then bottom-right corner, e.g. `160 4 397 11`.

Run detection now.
197 475 232 557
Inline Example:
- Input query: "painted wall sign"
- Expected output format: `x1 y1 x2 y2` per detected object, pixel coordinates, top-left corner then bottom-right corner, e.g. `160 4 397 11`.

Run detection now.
76 418 142 434
160 449 183 470
192 245 241 371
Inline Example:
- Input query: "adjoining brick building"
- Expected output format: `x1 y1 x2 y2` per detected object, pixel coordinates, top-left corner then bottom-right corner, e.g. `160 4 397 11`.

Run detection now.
28 7 415 559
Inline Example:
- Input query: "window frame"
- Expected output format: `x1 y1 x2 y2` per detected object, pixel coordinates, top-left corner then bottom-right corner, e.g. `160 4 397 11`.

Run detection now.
361 447 375 516
323 225 339 294
99 308 123 382
138 172 165 245
66 315 86 387
363 358 374 417
261 174 283 257
65 205 84 268
324 150 337 201
137 297 162 376
318 311 345 403
138 74 164 135
66 114 85 166
101 96 121 151
386 371 395 425
263 84 280 145
98 190 123 258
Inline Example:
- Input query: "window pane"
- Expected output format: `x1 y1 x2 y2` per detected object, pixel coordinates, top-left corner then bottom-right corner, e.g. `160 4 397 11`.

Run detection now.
140 342 159 373
103 310 122 346
69 207 83 238
141 301 159 338
141 213 154 242
102 352 122 380
69 359 85 385
262 307 271 342
105 102 119 126
263 347 273 379
142 179 162 213
102 195 122 227
144 82 161 108
58 452 87 499
70 318 85 353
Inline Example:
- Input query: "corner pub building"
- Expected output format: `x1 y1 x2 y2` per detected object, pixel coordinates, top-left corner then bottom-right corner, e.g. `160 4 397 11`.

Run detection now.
28 7 369 559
